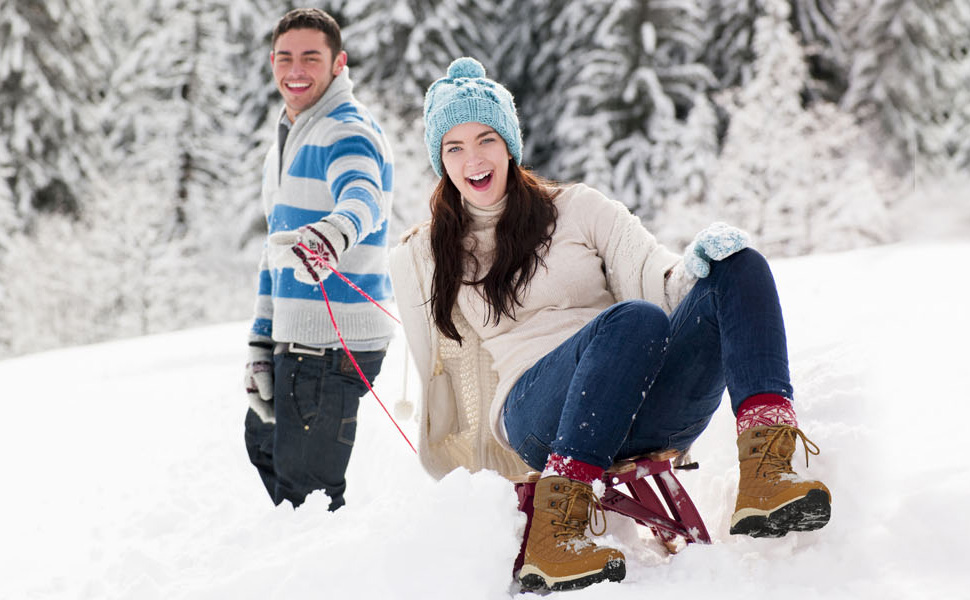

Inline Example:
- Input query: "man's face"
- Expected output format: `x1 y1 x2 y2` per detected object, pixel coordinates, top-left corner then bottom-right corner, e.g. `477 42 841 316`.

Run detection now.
271 28 347 122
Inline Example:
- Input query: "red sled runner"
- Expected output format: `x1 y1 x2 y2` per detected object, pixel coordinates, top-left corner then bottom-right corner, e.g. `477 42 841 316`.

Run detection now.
511 450 712 574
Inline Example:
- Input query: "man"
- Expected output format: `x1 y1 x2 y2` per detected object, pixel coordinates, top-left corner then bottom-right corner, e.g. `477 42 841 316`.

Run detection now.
243 8 394 511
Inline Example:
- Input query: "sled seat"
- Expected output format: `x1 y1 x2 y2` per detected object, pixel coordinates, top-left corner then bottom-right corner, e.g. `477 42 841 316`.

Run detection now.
510 450 711 573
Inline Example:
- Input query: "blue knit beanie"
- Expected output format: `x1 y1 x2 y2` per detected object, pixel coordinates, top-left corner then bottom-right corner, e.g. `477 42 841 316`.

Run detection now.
423 57 522 177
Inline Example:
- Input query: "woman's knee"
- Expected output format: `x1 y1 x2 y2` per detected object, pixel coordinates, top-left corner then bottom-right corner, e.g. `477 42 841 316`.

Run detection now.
606 300 670 337
710 247 773 282
720 247 768 271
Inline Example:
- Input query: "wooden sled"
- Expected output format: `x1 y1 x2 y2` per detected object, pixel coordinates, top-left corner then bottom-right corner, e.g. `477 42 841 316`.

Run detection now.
511 450 712 573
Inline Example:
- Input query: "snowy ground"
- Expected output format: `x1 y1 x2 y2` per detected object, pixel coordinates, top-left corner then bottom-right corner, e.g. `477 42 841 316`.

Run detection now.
4 241 969 600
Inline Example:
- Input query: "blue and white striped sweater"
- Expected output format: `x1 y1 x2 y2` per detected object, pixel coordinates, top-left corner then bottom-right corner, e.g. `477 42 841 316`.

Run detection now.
251 69 395 350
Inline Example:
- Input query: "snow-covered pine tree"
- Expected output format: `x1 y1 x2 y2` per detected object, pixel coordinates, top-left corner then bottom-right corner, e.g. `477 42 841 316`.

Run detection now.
91 0 258 339
712 0 893 257
0 0 109 228
100 0 247 238
841 0 970 174
0 178 153 354
533 0 719 232
786 0 850 102
0 165 19 354
342 0 436 114
218 0 283 251
646 91 723 249
493 0 598 175
704 0 759 90
345 0 506 116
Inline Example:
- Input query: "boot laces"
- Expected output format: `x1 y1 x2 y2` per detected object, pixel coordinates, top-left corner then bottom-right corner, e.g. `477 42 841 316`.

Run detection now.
757 425 821 477
552 482 608 539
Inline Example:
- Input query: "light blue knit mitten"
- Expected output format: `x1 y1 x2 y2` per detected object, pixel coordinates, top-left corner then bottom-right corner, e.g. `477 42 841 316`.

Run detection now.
684 222 751 279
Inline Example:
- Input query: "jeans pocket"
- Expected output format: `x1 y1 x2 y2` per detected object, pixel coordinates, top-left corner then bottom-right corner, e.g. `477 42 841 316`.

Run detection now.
337 415 357 447
514 433 553 472
339 350 385 385
283 356 325 427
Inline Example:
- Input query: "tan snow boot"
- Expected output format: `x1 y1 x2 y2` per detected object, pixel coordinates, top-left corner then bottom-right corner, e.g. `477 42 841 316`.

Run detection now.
518 476 625 591
731 424 832 537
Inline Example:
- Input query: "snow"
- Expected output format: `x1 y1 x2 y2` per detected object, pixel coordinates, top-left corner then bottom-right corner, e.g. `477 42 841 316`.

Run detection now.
4 240 970 599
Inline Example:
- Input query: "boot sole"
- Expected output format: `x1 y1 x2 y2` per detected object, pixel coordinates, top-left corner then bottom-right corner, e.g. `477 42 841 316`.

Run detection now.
730 488 831 538
519 559 625 592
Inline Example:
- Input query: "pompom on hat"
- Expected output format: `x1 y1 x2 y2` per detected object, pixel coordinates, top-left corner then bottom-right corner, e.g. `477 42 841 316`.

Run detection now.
423 57 522 177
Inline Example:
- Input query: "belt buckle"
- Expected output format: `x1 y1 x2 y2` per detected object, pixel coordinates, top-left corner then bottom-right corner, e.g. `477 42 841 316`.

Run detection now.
288 342 328 356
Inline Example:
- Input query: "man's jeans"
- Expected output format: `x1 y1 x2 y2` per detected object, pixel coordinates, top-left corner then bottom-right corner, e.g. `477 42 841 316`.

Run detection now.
503 249 792 471
244 347 385 510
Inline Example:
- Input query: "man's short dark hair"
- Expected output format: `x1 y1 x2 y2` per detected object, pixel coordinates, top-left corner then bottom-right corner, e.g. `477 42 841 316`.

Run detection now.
272 8 342 57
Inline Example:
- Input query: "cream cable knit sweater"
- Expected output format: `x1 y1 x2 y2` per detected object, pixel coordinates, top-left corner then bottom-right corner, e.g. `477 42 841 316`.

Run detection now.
389 183 694 480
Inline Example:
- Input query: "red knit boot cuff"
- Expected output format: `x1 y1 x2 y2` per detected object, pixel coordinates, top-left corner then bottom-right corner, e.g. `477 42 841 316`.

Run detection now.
737 393 798 436
542 453 604 485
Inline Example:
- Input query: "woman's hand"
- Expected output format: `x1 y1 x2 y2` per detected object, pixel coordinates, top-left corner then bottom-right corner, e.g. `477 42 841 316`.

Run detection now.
684 222 750 278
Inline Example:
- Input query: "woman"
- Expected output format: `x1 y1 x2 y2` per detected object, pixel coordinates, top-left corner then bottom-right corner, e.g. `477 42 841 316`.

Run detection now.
389 57 831 592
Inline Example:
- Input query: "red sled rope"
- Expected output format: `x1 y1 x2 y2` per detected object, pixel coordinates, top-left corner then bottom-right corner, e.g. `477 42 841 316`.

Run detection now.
298 242 416 454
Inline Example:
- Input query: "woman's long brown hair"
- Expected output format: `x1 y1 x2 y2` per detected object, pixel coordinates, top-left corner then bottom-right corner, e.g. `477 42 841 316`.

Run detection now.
429 161 560 343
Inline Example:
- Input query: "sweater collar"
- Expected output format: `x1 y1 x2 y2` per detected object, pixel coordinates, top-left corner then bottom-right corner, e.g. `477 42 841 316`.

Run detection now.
464 195 508 232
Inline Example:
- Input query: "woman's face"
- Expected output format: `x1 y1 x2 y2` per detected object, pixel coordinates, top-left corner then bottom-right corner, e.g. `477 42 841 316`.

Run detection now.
440 122 510 208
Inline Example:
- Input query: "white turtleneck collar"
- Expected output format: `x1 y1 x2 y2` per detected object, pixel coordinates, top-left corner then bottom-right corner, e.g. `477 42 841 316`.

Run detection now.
464 195 508 231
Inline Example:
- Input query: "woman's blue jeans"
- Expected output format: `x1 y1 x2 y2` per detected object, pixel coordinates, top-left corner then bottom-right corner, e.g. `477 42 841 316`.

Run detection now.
502 249 792 471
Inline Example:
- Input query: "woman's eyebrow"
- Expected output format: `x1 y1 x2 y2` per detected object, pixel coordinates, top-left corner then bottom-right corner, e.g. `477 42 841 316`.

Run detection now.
443 128 498 147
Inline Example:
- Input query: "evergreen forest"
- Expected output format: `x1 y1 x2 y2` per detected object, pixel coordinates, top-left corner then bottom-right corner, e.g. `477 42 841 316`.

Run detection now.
1 0 967 356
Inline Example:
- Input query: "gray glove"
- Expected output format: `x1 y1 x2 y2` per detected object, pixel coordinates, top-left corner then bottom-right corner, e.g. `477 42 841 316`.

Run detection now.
244 343 275 423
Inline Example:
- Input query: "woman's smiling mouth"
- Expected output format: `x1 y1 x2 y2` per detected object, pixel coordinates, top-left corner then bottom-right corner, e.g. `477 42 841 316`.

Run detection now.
467 170 493 190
